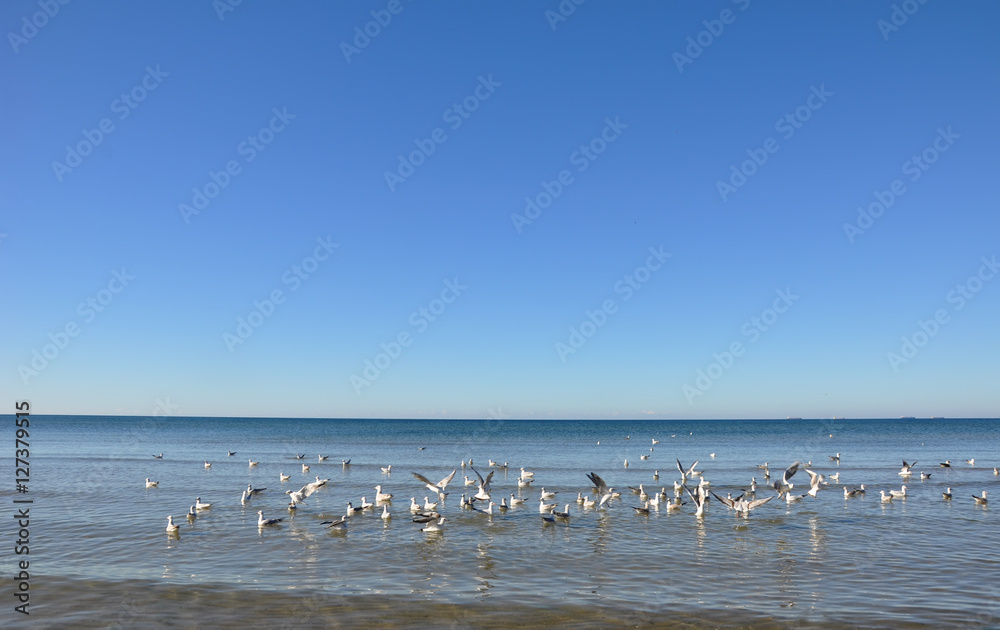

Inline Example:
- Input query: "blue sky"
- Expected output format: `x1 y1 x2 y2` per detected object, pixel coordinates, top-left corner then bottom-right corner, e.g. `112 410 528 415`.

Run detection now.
2 1 998 419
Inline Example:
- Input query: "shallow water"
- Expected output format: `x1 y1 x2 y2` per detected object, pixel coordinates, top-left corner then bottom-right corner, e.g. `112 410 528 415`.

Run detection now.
3 416 999 628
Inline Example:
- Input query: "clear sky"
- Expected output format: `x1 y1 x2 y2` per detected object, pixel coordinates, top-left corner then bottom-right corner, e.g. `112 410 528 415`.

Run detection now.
2 1 998 419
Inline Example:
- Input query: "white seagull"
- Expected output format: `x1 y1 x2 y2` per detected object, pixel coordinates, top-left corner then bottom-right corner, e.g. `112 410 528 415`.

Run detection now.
279 472 291 482
587 472 616 508
889 485 907 499
257 510 283 527
145 478 159 488
375 485 393 502
412 469 457 501
166 515 179 533
973 490 988 505
186 506 197 522
249 459 259 467
421 516 445 532
195 497 212 510
805 469 824 497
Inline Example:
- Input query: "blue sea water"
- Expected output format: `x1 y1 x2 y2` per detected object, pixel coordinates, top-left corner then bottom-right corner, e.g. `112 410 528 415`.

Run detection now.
2 416 998 628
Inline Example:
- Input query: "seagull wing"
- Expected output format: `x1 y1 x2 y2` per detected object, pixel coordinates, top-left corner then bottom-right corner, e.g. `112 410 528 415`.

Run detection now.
783 461 801 484
587 472 609 494
711 491 736 509
676 459 686 475
412 472 436 492
482 470 494 492
746 495 774 510
436 469 457 490
686 460 700 476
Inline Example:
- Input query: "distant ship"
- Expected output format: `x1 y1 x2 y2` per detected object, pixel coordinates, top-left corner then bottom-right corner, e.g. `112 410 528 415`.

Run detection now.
786 417 802 420
900 416 916 420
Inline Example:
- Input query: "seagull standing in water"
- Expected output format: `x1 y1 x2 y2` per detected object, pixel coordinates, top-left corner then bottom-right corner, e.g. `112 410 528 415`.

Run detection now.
942 487 952 500
805 469 824 498
973 491 988 505
195 497 212 510
257 511 283 527
166 515 179 533
145 478 159 488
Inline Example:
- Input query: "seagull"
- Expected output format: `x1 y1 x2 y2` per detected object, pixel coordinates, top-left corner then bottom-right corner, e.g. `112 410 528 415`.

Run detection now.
623 459 629 468
375 485 393 502
249 459 259 467
942 487 952 500
294 454 305 460
830 453 841 462
227 451 236 457
423 496 438 511
889 485 907 499
520 467 534 479
772 462 801 495
539 497 557 513
381 465 392 474
308 476 330 490
499 498 509 512
301 464 310 473
186 506 197 522
879 490 894 503
246 483 266 496
342 459 351 467
973 491 988 505
464 476 476 486
539 488 557 500
204 461 212 469
195 497 212 510
421 516 445 532
785 493 806 504
153 453 163 459
280 472 291 482
899 460 916 476
509 494 525 507
581 495 596 508
318 454 328 462
966 459 976 466
844 486 865 499
286 484 316 506
920 472 932 480
553 504 571 521
829 472 840 482
410 498 422 512
360 497 374 510
640 454 650 461
475 501 496 515
166 515 179 533
805 469 824 497
345 502 364 516
412 469 457 501
632 501 651 515
145 478 159 488
676 459 699 482
653 470 659 480
240 490 252 505
939 460 951 468
322 517 348 530
652 438 660 445
257 511 283 527
517 477 533 488
682 484 709 517
470 467 494 501
586 472 616 507
994 467 999 476
713 491 772 516
380 505 391 520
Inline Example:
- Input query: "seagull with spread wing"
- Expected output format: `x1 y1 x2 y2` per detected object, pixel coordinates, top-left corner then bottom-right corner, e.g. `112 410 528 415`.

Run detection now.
411 469 457 502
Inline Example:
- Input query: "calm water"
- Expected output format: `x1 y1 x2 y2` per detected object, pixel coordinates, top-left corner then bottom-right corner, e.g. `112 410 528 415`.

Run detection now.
3 416 999 629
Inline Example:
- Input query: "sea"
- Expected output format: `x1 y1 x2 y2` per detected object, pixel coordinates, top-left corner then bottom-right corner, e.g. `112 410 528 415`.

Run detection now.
2 415 998 629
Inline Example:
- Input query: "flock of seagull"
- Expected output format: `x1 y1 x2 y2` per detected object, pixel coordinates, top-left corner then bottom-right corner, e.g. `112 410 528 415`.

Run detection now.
151 446 995 535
